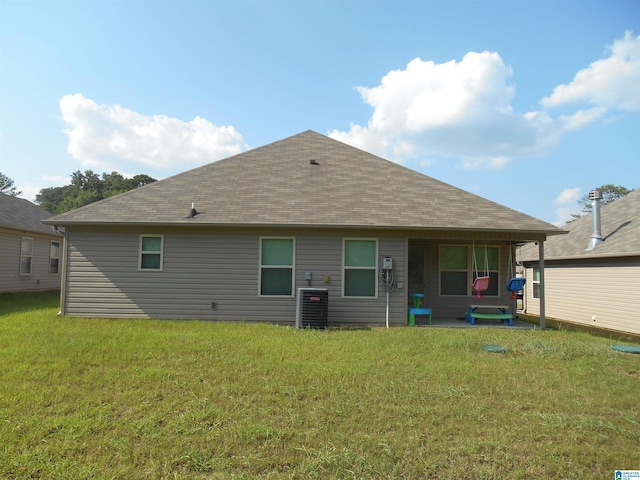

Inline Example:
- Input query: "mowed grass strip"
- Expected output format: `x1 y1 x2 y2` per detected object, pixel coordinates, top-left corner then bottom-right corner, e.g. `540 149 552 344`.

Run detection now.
0 291 638 479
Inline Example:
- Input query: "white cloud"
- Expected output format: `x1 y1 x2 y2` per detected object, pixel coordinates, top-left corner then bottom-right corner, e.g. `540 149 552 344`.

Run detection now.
329 52 564 168
18 176 68 203
329 122 391 158
330 32 639 171
60 94 247 172
554 188 581 205
552 188 582 226
17 183 44 204
541 31 640 111
557 107 608 131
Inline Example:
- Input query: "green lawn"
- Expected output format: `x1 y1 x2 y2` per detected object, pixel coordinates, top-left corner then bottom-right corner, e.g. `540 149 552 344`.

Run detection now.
1 291 638 479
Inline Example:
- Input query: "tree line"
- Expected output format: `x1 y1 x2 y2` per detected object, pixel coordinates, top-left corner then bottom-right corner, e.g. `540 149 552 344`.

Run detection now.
1 170 156 214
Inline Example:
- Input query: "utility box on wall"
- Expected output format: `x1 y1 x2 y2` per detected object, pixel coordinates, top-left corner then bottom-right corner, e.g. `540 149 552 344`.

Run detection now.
295 288 329 329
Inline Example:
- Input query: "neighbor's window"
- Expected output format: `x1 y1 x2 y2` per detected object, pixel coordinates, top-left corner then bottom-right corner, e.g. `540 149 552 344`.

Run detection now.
20 237 33 275
139 235 164 271
343 238 378 297
439 245 500 296
50 241 61 275
260 237 294 296
532 266 541 299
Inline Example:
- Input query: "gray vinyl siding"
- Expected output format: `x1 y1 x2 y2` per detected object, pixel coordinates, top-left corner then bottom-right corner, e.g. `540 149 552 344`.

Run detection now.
0 227 62 292
63 226 407 325
524 258 640 335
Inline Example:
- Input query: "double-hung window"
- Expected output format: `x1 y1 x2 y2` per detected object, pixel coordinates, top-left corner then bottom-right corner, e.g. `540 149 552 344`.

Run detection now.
20 237 33 275
532 266 541 299
260 237 294 296
439 244 499 296
139 235 164 271
343 238 378 297
439 245 468 296
50 241 61 275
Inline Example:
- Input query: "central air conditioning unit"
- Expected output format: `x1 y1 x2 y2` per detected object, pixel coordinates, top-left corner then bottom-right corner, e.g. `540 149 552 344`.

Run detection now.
296 288 329 329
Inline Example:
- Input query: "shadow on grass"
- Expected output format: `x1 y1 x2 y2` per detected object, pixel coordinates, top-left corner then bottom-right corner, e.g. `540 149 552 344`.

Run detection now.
0 290 60 316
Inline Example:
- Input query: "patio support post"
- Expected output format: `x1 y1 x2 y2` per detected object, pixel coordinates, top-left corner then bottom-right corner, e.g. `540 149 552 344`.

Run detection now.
58 227 69 316
538 241 545 330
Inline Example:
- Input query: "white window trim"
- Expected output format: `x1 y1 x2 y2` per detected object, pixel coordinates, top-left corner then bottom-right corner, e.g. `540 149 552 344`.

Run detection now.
342 237 379 299
258 236 296 297
532 266 541 299
20 237 34 276
138 235 164 271
49 240 61 275
438 244 501 297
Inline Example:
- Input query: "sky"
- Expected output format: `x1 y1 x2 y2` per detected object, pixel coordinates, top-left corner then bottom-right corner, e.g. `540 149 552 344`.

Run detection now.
1 0 639 226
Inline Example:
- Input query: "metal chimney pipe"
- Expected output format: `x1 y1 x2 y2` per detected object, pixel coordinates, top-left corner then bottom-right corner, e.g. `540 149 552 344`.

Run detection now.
586 190 603 251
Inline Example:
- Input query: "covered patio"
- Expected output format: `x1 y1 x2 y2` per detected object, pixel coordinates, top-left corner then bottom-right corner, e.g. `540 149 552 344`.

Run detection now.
405 234 547 329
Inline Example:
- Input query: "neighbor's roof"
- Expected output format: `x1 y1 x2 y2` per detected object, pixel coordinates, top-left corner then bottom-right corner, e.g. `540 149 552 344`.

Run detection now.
45 130 562 237
0 193 61 236
520 188 640 261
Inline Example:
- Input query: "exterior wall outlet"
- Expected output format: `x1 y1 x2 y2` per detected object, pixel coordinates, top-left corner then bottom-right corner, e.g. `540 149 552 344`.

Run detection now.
397 281 404 289
212 302 218 310
305 272 312 280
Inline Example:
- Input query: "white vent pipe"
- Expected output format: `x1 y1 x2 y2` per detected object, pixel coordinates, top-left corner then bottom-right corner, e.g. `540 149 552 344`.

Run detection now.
586 190 603 251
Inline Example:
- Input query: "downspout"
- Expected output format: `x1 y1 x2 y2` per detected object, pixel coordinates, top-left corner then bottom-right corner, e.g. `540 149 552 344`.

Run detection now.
538 241 545 330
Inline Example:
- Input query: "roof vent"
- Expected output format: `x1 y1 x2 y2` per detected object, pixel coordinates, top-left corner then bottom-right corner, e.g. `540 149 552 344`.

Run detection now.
586 190 603 251
187 202 199 219
309 159 319 165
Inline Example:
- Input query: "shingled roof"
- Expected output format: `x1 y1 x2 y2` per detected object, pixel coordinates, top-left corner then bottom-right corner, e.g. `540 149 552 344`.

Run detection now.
0 193 60 236
520 188 639 261
46 130 561 237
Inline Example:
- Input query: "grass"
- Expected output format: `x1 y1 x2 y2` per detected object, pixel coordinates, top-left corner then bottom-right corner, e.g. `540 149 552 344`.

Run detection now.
1 291 639 479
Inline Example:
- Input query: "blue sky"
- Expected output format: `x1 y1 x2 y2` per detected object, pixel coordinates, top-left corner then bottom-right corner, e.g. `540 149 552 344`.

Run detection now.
1 0 638 225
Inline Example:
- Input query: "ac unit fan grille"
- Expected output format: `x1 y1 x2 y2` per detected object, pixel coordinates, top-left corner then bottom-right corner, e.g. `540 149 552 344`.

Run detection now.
296 288 328 329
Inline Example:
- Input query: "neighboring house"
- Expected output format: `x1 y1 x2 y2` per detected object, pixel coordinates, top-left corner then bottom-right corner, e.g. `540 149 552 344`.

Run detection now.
45 131 562 326
519 189 640 336
0 193 63 292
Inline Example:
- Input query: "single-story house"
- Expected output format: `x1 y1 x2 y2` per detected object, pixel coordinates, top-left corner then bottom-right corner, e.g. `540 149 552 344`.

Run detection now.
44 130 563 327
519 188 639 336
0 193 63 292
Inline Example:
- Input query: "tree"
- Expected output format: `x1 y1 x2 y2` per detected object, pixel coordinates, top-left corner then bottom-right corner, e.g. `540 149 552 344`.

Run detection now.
570 184 635 221
0 172 21 196
36 170 157 214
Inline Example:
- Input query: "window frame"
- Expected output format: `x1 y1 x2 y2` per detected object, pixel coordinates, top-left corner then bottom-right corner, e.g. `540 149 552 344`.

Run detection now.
138 235 164 271
49 240 61 275
259 236 295 297
439 245 469 296
342 238 379 298
20 236 34 275
438 244 500 297
532 266 541 299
